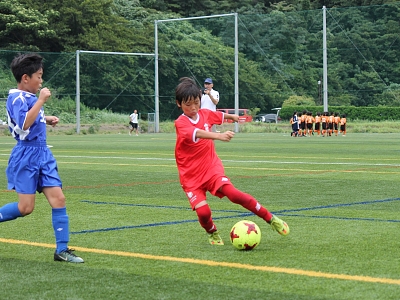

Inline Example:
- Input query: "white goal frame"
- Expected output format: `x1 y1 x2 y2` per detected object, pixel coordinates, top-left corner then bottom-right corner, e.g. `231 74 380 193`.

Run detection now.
154 13 239 132
75 50 155 134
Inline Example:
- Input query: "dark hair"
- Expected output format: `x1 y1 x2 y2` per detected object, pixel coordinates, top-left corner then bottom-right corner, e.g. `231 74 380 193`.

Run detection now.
10 53 43 83
175 77 201 105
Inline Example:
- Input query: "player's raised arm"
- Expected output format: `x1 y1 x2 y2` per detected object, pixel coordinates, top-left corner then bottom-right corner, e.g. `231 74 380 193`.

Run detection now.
196 129 235 142
224 113 239 123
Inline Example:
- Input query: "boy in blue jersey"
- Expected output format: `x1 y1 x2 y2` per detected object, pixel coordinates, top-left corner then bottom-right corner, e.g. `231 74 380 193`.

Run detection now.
0 53 84 263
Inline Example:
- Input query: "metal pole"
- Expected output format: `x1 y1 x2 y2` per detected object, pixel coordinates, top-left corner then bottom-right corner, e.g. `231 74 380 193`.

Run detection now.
156 13 235 23
77 50 154 56
76 50 80 134
154 21 160 133
322 6 328 112
234 13 239 133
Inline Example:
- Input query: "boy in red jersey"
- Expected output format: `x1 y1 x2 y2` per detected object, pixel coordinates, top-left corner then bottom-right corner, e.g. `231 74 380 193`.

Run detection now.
174 77 290 245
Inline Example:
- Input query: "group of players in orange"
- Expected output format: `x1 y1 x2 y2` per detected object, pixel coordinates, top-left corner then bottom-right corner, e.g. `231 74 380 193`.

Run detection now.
290 110 347 137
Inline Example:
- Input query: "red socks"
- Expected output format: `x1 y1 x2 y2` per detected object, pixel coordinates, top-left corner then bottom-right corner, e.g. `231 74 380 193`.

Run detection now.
195 185 274 233
195 204 216 233
220 184 273 222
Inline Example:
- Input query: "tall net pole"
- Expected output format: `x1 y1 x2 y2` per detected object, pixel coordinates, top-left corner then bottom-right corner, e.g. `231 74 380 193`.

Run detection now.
234 13 239 133
322 6 328 112
154 22 159 133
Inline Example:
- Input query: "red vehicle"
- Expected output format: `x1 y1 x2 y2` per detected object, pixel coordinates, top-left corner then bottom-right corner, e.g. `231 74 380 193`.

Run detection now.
217 108 253 123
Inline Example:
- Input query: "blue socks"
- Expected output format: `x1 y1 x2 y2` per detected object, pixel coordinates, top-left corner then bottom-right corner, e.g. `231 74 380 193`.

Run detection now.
0 203 70 254
52 207 70 253
0 202 22 222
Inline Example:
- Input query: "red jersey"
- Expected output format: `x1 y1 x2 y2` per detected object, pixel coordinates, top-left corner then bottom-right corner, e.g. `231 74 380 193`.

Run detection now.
175 109 224 191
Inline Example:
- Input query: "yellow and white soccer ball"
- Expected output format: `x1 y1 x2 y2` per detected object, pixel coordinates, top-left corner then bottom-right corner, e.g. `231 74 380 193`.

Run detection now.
230 220 261 250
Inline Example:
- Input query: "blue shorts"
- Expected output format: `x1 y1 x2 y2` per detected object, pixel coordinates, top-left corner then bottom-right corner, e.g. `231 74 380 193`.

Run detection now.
6 140 62 194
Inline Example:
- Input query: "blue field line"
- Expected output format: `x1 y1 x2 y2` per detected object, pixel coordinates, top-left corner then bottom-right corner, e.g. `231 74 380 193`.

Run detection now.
80 200 245 213
70 212 252 234
75 198 399 234
277 213 400 223
273 198 400 214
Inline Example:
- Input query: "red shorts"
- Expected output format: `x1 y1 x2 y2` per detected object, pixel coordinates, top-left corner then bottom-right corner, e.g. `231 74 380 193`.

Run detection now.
183 174 232 210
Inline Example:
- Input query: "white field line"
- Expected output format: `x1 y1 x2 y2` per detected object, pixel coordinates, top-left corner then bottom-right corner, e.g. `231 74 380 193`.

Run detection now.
1 153 400 167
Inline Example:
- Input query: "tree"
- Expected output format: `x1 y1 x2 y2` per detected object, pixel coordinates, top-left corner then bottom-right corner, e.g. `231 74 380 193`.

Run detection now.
0 0 58 51
282 95 316 106
1 0 399 116
10 0 140 52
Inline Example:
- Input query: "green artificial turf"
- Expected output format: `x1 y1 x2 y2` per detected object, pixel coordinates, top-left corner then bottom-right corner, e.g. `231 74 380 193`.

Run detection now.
0 132 399 299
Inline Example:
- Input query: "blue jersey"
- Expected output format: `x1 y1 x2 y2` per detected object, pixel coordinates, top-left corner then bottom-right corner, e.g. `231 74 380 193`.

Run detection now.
7 89 47 142
6 89 61 193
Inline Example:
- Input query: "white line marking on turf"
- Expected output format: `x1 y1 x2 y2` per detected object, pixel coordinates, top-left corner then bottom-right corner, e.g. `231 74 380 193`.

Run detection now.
1 154 400 167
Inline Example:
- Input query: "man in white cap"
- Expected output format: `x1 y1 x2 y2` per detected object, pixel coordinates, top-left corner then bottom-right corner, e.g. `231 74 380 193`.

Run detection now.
201 78 219 112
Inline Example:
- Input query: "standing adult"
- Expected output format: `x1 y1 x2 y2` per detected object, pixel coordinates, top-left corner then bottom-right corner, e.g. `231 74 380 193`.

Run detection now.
200 78 219 111
129 109 139 136
201 78 219 132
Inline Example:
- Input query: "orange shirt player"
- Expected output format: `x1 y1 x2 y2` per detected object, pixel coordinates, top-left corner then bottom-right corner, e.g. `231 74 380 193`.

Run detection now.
306 112 314 136
174 77 290 245
334 113 341 136
328 112 335 136
321 112 328 137
340 114 347 136
314 112 321 135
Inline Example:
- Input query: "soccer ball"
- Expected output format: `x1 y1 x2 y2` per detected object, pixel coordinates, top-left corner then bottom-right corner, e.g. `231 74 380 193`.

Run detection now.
230 220 261 250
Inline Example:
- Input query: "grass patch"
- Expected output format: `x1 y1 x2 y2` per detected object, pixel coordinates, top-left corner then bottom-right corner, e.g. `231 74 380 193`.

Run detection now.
0 133 399 299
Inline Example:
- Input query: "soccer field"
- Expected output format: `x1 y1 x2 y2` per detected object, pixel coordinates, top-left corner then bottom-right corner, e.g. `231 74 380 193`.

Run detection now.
0 133 399 299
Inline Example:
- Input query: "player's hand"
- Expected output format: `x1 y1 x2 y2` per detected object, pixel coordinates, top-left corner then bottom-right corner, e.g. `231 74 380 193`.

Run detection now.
219 130 235 142
46 116 59 127
38 88 51 103
231 115 240 122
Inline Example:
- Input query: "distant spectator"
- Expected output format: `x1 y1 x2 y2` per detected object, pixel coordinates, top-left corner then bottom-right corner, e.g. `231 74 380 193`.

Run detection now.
200 78 219 111
129 109 139 136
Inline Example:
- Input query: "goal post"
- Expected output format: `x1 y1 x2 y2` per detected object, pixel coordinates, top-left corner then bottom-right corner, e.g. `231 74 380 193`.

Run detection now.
154 13 239 132
75 50 155 134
